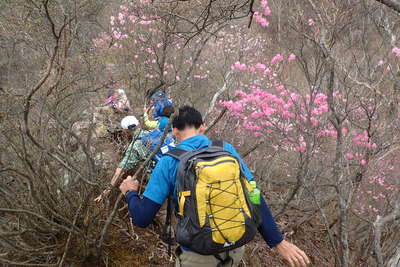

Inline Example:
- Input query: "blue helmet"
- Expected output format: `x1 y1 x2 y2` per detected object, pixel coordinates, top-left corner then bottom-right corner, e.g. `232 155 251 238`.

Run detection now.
151 90 165 100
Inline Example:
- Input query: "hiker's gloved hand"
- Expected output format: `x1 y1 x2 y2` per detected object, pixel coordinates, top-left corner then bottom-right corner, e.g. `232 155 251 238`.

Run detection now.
275 240 310 267
119 176 139 195
94 188 111 202
143 106 151 114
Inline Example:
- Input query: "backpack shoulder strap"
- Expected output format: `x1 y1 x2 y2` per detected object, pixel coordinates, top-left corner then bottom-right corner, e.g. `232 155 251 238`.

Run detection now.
211 140 224 148
166 148 187 160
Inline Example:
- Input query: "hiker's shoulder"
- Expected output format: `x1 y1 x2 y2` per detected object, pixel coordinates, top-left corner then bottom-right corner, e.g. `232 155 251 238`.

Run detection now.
155 153 179 167
134 128 149 136
176 134 210 148
218 140 235 151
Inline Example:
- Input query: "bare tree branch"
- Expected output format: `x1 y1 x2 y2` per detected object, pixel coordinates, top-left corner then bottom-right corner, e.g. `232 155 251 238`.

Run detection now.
204 71 231 121
373 200 400 265
374 0 400 14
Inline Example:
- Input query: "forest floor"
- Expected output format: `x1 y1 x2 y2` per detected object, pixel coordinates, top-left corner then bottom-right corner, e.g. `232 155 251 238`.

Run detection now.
68 203 331 267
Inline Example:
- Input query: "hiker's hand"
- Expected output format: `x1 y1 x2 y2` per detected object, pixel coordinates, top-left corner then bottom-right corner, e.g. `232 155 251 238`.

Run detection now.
119 176 139 195
275 240 310 267
143 106 151 114
94 189 111 202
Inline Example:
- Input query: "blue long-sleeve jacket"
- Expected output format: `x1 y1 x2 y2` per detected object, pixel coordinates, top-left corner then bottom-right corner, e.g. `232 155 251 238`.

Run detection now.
125 134 283 248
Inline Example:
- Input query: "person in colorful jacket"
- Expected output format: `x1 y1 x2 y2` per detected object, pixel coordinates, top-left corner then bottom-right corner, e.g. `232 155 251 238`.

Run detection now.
94 116 149 202
149 90 173 120
102 88 131 112
119 106 310 267
144 105 175 130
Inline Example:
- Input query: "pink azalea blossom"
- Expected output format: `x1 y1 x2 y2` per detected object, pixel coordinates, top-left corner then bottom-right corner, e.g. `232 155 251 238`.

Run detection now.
308 19 315 26
220 100 243 112
118 13 125 24
255 63 266 70
279 90 288 97
129 15 136 23
263 7 272 16
293 146 306 152
316 130 337 137
260 0 268 8
344 153 354 160
233 61 247 70
288 53 296 61
366 143 377 149
360 159 367 166
271 54 284 65
140 20 152 25
113 30 122 39
253 12 270 28
251 112 264 119
392 47 400 56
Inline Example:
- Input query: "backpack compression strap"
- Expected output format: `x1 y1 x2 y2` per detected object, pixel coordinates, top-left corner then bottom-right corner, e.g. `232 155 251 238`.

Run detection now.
166 148 187 160
211 140 224 148
166 140 224 160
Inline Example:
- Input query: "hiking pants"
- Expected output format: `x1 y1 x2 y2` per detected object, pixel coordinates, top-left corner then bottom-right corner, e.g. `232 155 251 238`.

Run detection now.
175 246 245 267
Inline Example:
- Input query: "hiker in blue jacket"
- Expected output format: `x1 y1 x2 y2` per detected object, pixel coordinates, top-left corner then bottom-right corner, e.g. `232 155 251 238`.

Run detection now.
149 90 173 120
119 106 310 267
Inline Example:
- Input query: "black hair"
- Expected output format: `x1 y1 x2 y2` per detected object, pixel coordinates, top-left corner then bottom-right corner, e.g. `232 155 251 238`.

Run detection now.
172 106 203 130
127 124 136 130
162 106 175 118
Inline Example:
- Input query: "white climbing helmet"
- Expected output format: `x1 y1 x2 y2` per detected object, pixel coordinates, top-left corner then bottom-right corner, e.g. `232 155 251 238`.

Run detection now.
121 116 139 130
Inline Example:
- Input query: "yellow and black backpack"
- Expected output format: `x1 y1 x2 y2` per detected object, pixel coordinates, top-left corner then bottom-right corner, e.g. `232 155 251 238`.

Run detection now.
166 140 261 255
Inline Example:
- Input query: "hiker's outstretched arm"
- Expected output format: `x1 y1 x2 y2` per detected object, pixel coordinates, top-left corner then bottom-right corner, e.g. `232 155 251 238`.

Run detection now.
258 196 284 247
94 167 124 202
125 191 162 227
110 168 123 186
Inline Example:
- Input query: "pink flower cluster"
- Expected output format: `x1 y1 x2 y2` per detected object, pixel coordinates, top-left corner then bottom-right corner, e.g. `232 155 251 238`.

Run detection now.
344 153 354 159
233 61 247 71
307 19 315 26
233 57 293 73
221 57 390 162
342 150 368 165
252 0 271 28
392 47 400 56
315 130 337 137
351 130 377 149
220 69 332 150
271 54 284 65
253 12 269 27
288 53 296 61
